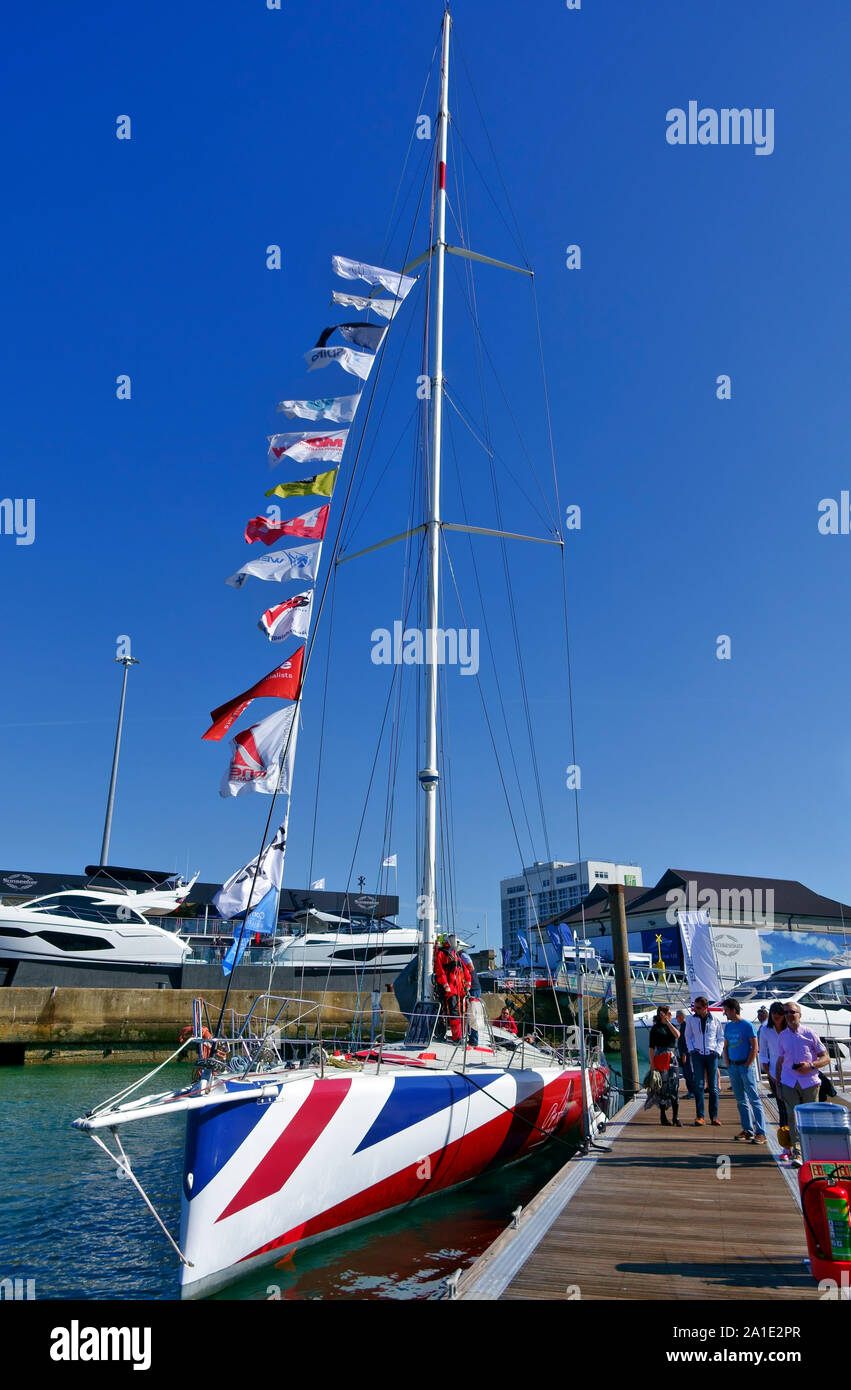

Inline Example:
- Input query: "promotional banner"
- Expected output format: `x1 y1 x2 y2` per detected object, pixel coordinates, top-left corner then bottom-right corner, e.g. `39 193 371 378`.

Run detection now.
315 323 386 354
245 507 329 546
332 254 416 299
276 394 361 422
258 590 313 643
264 469 338 502
678 910 722 1002
304 345 375 380
267 431 348 465
202 648 305 741
332 292 400 321
226 542 322 589
219 703 298 799
213 821 288 919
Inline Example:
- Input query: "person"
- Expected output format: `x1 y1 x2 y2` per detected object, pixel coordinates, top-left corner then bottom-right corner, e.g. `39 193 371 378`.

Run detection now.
495 1005 518 1036
646 1006 682 1125
759 1002 787 1111
775 1002 830 1161
433 933 471 1042
721 998 766 1144
684 996 725 1126
459 949 481 999
675 1008 695 1098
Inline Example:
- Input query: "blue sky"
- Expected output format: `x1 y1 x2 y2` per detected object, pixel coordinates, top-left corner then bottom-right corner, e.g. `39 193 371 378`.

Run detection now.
2 0 850 946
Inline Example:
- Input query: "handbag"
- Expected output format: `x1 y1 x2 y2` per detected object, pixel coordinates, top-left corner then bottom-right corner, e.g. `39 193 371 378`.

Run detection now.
654 1050 671 1072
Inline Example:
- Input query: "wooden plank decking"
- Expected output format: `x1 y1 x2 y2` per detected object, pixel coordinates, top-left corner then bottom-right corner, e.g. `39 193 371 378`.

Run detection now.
461 1092 818 1301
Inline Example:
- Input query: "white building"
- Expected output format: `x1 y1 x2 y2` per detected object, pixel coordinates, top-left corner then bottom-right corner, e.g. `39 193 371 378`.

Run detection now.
500 859 643 958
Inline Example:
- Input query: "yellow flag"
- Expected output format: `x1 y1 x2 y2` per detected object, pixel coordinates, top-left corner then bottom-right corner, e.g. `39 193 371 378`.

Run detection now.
265 468 338 500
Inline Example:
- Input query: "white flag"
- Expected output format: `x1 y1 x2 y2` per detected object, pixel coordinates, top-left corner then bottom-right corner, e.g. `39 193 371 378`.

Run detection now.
226 542 322 589
332 292 401 321
259 590 313 642
213 821 288 919
304 345 375 380
276 394 361 423
679 910 722 1003
220 704 298 799
310 878 326 890
332 255 416 300
267 430 349 466
382 853 397 868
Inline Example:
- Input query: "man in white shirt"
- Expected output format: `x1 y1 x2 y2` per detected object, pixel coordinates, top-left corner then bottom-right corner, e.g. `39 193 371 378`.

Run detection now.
684 995 725 1126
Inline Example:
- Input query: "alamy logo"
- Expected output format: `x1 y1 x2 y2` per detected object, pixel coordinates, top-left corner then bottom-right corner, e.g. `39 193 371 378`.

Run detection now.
50 1321 151 1372
666 103 774 156
371 622 479 675
0 498 35 545
0 1277 35 1299
666 880 776 926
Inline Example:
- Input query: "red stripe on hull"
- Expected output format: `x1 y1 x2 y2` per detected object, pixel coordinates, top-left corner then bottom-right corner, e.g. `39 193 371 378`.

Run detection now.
217 1077 352 1222
239 1071 582 1265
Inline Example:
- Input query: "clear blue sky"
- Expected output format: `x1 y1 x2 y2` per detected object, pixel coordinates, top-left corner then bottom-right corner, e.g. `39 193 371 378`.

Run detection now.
2 0 850 943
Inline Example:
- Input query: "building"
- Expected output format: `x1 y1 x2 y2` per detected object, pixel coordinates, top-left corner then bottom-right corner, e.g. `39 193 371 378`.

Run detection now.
500 859 643 958
550 867 851 986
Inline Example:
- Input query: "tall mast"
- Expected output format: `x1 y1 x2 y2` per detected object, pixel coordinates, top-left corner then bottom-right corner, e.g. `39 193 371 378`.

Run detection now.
418 7 451 999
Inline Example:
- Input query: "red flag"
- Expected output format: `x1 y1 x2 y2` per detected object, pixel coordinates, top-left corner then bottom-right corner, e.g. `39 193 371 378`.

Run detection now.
245 506 329 547
202 647 305 742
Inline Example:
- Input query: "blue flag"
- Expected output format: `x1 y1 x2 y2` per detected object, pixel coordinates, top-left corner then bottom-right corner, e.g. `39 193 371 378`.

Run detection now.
517 932 530 962
222 887 278 976
546 926 563 954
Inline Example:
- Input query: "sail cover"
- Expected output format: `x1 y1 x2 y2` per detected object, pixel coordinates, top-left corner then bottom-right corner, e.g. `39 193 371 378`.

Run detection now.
276 394 361 422
332 255 416 299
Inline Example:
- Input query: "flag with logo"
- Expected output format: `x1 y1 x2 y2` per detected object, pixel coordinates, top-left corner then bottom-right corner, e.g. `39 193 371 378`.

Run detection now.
382 853 397 868
310 878 325 890
276 394 361 423
214 821 288 921
332 255 416 299
226 542 322 590
332 292 401 321
258 590 313 643
678 910 722 1003
219 703 298 799
516 932 530 963
222 886 279 976
202 648 304 741
304 345 375 380
267 431 348 466
315 323 386 354
245 507 329 546
264 469 338 502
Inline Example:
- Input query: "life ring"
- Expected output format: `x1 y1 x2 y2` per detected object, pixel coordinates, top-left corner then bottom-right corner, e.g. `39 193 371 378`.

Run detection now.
179 1024 215 1060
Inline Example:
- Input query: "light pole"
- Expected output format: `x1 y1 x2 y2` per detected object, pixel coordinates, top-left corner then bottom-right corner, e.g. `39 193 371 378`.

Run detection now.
100 655 139 865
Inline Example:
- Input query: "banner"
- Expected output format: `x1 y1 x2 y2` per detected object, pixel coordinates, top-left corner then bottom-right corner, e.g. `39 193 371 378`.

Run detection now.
678 910 722 1003
382 853 397 868
315 323 386 354
220 703 298 798
332 255 416 299
267 431 348 465
304 345 375 380
258 590 313 643
202 648 304 741
222 886 278 975
226 542 322 590
516 932 530 963
332 292 400 321
213 821 288 920
276 394 361 423
264 469 337 501
245 507 329 546
310 878 325 890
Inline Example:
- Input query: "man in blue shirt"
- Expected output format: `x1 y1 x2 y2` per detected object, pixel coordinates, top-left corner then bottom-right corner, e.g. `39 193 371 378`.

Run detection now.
722 998 766 1144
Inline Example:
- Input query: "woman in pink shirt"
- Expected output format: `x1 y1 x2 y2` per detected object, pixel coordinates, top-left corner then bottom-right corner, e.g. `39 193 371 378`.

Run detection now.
774 1002 830 1159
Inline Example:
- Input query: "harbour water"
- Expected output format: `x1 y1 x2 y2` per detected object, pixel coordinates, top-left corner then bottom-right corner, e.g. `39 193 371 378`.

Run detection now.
0 1062 584 1301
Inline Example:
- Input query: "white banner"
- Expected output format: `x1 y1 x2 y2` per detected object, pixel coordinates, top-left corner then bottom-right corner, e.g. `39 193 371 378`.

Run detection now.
220 704 298 799
679 910 722 1002
332 255 416 299
276 394 361 423
304 345 375 380
258 590 313 642
332 292 400 321
213 821 288 919
226 542 322 589
267 430 349 466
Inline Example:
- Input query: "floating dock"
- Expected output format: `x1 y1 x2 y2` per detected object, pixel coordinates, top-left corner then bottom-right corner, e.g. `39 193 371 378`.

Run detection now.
457 1091 821 1301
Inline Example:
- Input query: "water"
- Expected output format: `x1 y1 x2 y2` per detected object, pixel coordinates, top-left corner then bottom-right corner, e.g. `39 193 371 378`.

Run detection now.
0 1062 583 1301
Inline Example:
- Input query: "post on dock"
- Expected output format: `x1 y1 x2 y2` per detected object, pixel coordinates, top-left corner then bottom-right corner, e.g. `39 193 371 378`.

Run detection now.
608 883 640 1100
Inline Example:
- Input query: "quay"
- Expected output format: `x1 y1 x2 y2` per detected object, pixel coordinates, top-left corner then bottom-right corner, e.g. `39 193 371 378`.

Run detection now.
457 1091 825 1301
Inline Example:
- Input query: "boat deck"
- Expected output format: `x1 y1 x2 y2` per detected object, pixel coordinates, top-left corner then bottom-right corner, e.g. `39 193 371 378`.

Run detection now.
458 1091 821 1301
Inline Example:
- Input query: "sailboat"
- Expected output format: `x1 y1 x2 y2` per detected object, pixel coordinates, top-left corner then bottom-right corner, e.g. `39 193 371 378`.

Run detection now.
73 7 609 1300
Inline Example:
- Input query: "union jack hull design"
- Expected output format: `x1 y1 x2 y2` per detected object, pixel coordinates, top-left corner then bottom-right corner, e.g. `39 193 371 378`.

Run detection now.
179 1062 601 1297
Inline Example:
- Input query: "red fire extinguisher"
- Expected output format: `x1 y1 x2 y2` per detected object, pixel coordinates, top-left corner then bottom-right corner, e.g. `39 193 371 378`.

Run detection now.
799 1163 851 1283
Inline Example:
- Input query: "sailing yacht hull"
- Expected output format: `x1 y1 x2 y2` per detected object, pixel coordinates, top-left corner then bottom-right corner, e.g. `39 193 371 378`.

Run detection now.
178 1063 602 1298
